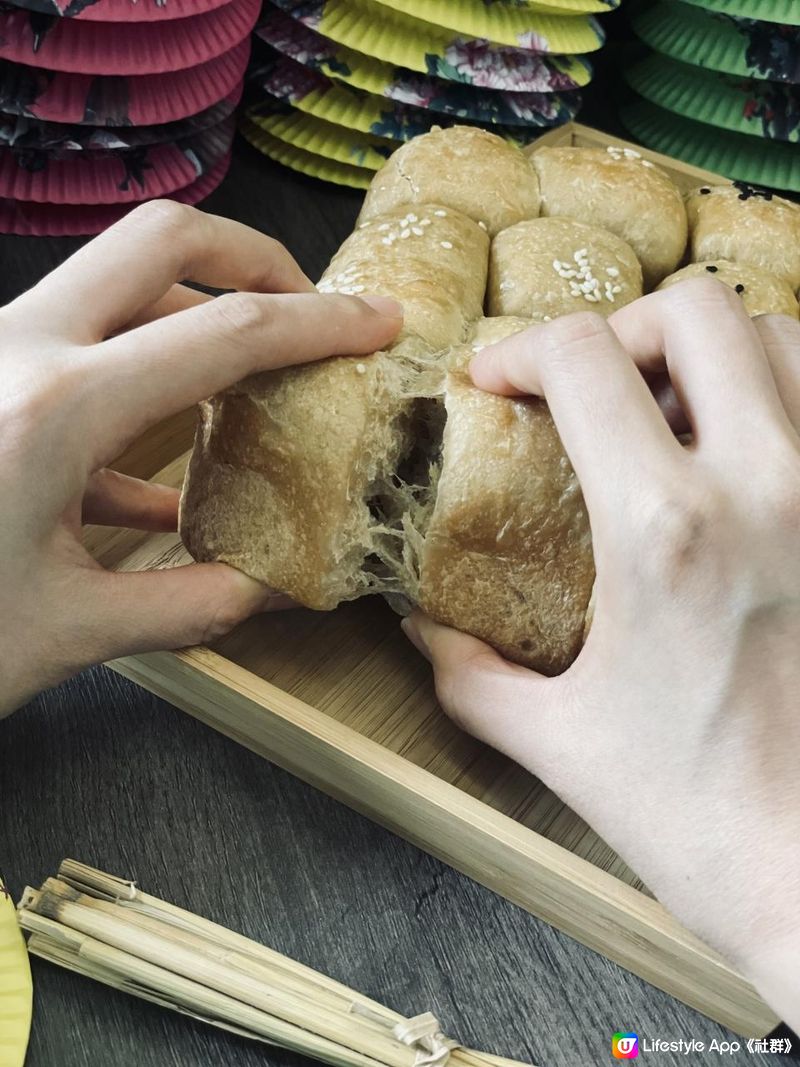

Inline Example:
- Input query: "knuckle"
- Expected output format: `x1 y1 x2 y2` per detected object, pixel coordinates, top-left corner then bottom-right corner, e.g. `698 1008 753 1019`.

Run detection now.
127 198 195 237
541 311 609 349
199 608 242 646
2 358 84 444
211 291 270 336
198 589 250 645
326 292 368 321
662 275 741 315
534 313 613 391
261 234 288 262
636 483 723 578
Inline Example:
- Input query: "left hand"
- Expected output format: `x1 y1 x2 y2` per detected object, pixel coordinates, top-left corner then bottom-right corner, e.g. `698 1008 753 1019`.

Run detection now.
0 201 403 717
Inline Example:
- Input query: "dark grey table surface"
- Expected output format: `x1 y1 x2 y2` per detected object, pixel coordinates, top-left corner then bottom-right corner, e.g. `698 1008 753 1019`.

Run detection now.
0 137 794 1067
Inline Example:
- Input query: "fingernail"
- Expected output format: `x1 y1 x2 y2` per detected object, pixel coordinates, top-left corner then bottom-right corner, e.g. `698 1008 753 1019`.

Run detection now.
359 293 404 318
401 615 430 660
468 347 492 386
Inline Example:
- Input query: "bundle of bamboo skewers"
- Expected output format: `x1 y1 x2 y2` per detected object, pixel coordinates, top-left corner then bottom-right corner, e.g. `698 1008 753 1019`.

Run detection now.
17 861 536 1067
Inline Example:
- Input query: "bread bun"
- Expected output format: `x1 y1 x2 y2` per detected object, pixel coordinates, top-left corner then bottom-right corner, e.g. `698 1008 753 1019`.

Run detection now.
181 203 490 611
189 138 800 676
181 352 412 610
532 145 687 289
357 125 541 237
418 359 594 675
320 203 488 351
657 260 799 319
488 217 643 320
382 314 594 674
686 183 800 292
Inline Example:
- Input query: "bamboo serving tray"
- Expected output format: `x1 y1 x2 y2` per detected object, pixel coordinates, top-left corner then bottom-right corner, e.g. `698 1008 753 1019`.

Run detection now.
93 123 778 1038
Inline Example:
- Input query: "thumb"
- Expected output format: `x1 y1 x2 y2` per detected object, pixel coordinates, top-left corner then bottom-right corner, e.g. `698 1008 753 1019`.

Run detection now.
86 563 292 661
401 610 559 761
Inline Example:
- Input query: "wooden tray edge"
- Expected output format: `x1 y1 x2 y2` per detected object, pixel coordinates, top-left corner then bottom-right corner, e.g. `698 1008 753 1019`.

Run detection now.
526 121 732 187
110 647 777 1038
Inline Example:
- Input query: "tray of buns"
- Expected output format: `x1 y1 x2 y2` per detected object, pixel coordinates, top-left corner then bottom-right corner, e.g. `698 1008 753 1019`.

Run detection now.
89 122 800 1040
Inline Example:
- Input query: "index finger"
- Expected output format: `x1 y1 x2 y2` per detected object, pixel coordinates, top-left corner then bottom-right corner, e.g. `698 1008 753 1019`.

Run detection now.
469 312 681 533
122 282 212 329
15 201 315 342
83 290 404 469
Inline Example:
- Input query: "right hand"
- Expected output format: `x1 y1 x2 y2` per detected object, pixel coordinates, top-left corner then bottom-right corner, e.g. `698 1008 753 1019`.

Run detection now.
404 280 800 1027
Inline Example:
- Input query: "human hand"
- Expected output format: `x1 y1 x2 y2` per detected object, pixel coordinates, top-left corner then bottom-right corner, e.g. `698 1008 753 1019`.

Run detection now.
0 201 402 718
403 280 800 1026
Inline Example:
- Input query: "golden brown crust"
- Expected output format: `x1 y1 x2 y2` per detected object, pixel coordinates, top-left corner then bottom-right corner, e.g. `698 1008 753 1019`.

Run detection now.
657 260 799 319
357 125 541 237
488 217 643 320
532 145 687 290
686 183 800 292
320 203 489 350
418 367 594 675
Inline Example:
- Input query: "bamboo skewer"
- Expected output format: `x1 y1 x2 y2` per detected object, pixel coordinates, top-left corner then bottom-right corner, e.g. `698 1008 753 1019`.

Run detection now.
58 861 409 1027
26 885 416 1067
22 915 388 1067
37 878 385 1026
55 861 526 1067
17 862 537 1067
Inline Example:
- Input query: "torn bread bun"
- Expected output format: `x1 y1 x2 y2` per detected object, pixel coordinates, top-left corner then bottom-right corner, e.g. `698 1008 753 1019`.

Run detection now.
357 125 541 237
532 145 687 290
686 183 800 292
416 320 594 675
181 203 488 611
181 308 595 673
488 217 643 320
181 351 413 610
657 260 800 319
